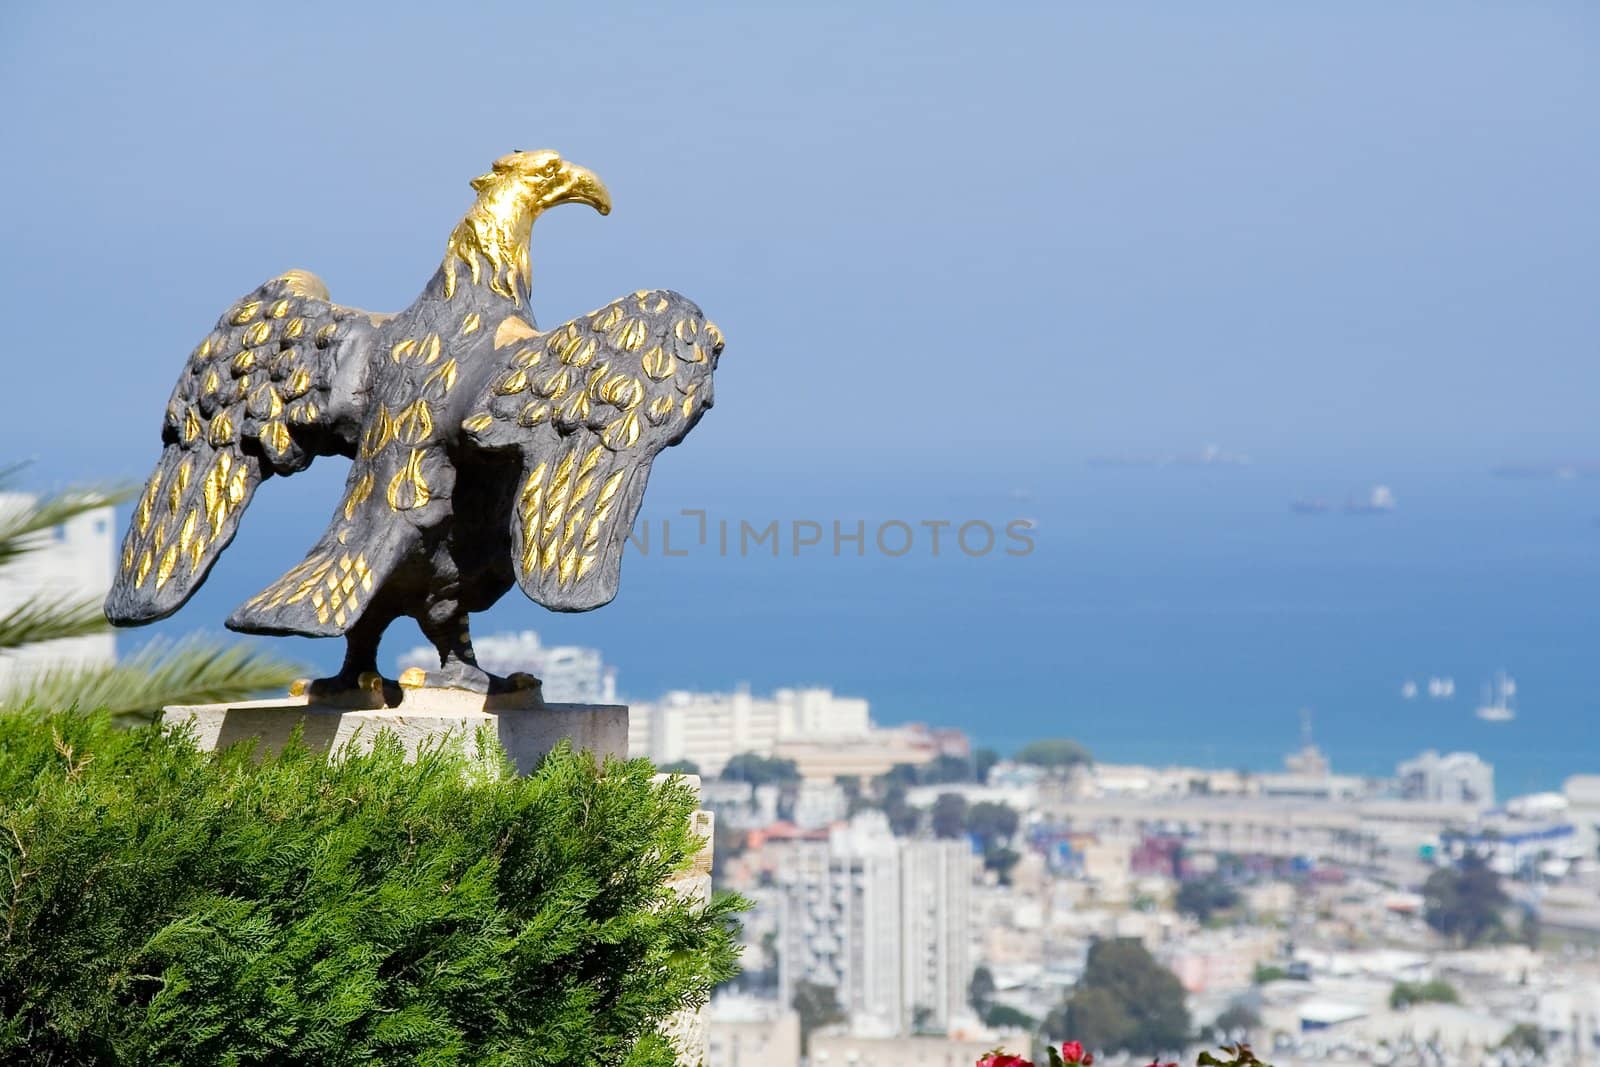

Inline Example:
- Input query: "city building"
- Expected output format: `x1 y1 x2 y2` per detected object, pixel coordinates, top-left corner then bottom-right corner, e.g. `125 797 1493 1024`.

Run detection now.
630 686 901 778
773 812 976 1037
629 686 785 777
397 629 616 704
707 999 800 1067
899 838 973 1032
1397 749 1495 807
807 1034 1006 1067
0 493 116 689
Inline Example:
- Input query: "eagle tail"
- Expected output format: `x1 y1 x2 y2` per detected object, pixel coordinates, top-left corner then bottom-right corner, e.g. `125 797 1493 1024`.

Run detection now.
226 516 414 638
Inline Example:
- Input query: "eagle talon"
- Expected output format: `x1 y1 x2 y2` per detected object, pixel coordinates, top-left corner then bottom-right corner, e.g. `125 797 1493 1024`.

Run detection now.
501 672 544 702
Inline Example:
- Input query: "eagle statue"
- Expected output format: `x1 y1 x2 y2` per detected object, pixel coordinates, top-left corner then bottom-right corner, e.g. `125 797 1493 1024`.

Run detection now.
104 151 723 697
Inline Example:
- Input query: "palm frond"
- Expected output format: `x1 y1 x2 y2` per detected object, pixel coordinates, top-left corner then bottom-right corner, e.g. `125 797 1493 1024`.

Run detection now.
1 637 303 723
0 483 131 571
0 593 108 652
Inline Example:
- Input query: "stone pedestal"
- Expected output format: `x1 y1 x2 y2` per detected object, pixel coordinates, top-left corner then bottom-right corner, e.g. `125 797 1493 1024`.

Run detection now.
162 687 627 773
659 774 715 1067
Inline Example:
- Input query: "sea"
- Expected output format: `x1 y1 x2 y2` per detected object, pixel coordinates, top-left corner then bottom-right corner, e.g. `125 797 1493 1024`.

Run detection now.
122 453 1600 797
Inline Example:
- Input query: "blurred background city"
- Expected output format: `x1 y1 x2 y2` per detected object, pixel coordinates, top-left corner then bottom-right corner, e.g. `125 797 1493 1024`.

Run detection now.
2 2 1597 1064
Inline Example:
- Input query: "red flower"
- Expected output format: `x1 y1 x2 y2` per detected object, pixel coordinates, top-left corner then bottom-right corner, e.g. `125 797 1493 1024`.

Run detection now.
1061 1042 1091 1065
1143 1061 1178 1067
976 1054 1033 1067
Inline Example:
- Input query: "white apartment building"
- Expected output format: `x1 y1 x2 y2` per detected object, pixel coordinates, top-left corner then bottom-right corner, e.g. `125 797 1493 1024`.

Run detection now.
398 629 617 704
774 812 975 1037
900 838 972 1031
630 686 868 777
0 494 116 689
1397 749 1494 807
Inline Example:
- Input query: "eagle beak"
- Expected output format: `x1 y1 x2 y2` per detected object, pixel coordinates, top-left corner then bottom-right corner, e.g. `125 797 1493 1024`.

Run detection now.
552 162 612 217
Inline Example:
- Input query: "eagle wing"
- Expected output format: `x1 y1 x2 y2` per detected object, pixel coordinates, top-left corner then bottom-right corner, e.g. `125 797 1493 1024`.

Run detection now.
104 272 379 625
462 289 723 611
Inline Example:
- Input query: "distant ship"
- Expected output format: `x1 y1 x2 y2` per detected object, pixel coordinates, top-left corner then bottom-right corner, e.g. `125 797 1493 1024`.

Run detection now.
1401 680 1418 700
1475 671 1516 723
1088 444 1250 468
1427 676 1454 700
1491 461 1600 480
1346 485 1396 514
1292 498 1330 515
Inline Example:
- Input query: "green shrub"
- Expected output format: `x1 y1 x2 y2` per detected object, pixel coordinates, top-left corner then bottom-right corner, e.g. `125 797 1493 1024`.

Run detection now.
1389 978 1459 1009
0 711 741 1065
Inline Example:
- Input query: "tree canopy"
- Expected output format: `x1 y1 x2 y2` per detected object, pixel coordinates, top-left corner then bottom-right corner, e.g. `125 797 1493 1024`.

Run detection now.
967 801 1020 844
719 751 800 786
792 980 845 1054
1423 852 1508 946
656 759 701 776
1390 979 1459 1009
1047 938 1190 1056
1014 738 1093 770
931 792 969 839
1176 877 1241 922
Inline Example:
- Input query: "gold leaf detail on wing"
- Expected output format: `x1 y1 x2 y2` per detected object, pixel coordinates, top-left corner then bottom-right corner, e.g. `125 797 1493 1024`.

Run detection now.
208 412 235 445
344 471 375 520
201 453 233 531
602 411 641 451
385 449 431 511
423 358 457 396
495 368 528 396
641 345 675 381
248 383 283 419
534 368 570 400
262 420 291 456
392 399 434 445
156 545 179 590
612 316 648 351
360 406 394 458
646 394 676 426
283 367 312 399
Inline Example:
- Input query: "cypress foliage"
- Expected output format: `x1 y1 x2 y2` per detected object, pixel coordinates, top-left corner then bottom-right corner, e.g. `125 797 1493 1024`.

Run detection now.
0 711 741 1065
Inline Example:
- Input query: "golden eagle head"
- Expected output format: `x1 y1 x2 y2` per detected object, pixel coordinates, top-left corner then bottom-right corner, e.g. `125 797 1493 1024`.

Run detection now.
443 150 612 302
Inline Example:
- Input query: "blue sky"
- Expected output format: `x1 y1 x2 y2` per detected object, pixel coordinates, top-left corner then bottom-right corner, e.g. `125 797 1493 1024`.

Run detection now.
2 2 1595 486
1 4 1597 780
